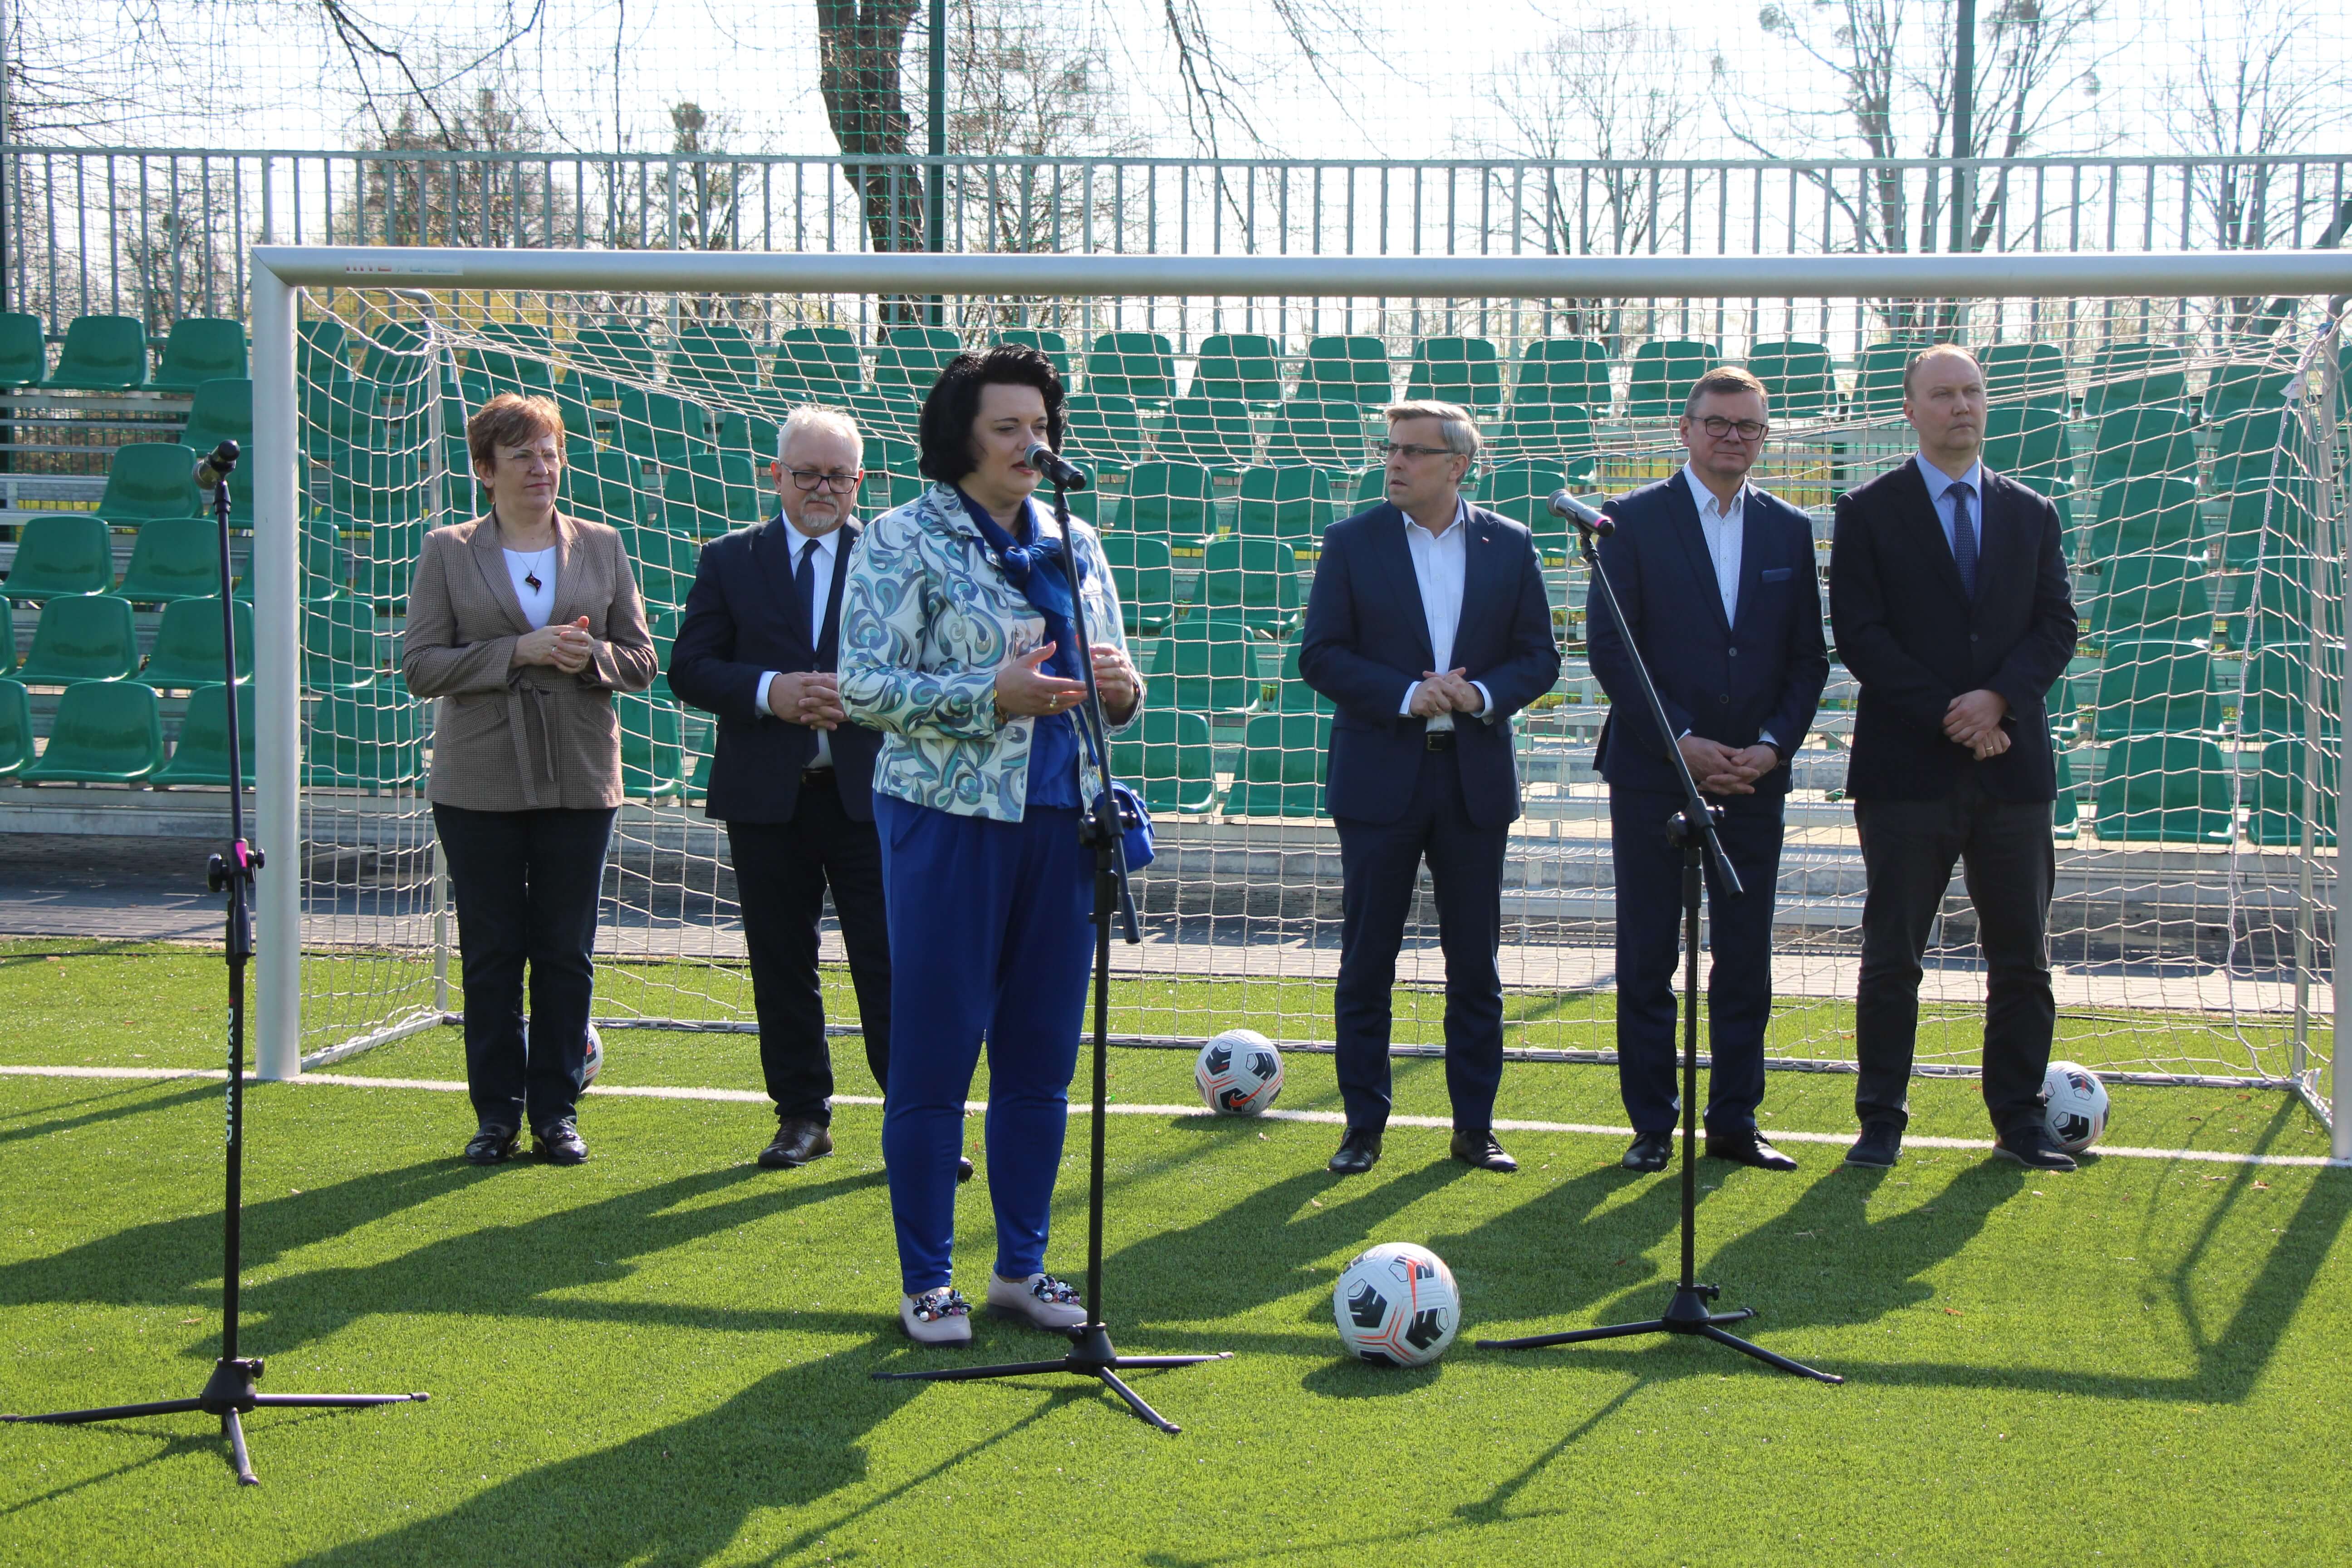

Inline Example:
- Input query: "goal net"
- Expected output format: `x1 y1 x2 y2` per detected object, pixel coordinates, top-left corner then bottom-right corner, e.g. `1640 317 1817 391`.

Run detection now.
263 258 2347 1131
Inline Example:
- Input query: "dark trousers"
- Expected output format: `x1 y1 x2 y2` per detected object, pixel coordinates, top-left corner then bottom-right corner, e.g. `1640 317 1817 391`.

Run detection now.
1610 786 1785 1136
1332 745 1510 1133
1853 775 2057 1137
725 780 892 1124
433 803 617 1135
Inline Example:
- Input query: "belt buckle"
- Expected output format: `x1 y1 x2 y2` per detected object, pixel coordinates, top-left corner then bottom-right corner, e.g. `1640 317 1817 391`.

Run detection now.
1425 729 1455 752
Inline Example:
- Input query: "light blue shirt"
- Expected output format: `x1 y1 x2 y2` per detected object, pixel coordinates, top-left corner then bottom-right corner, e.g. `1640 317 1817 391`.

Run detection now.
1915 453 1984 568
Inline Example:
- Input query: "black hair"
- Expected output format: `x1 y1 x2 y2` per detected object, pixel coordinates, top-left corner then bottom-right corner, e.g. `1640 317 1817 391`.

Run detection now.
915 343 1068 483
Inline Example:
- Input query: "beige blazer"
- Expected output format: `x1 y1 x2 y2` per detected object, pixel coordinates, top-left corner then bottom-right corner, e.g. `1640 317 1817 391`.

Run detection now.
401 510 658 811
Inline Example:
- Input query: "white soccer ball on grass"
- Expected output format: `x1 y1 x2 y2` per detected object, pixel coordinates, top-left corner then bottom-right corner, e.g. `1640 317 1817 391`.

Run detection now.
2042 1059 2109 1153
1195 1028 1284 1115
1333 1242 1460 1367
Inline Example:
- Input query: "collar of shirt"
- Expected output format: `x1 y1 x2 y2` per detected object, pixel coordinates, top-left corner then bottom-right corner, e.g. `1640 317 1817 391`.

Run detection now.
1401 495 1469 540
1679 463 1748 524
1914 452 1983 501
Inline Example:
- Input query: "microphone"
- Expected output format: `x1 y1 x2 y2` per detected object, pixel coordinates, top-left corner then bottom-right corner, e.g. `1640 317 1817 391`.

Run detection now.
1548 489 1612 536
1024 442 1091 491
192 439 241 493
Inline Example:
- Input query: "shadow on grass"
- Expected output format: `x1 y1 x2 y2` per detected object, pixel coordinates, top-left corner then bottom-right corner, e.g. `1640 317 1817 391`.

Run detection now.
0 1079 220 1147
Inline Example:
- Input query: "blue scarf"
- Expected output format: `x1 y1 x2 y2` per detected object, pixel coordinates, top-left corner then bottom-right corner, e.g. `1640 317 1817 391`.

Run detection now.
957 488 1086 683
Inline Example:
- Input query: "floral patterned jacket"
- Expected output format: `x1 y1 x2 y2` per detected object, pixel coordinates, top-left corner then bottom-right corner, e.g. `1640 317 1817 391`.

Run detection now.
838 482 1137 821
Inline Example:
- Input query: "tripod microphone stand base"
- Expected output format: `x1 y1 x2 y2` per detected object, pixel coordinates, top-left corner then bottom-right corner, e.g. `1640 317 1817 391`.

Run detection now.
5 1361 429 1485
1477 1285 1843 1384
876 1324 1231 1434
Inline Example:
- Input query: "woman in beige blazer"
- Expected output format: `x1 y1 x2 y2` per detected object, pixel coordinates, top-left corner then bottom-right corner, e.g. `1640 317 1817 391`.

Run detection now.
402 392 657 1167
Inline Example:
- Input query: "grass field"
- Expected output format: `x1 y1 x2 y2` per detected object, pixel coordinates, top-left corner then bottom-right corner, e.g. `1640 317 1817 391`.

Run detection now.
1 941 2347 1566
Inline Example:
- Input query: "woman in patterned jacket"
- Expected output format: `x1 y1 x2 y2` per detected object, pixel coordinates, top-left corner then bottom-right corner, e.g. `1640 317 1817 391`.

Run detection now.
838 344 1143 1346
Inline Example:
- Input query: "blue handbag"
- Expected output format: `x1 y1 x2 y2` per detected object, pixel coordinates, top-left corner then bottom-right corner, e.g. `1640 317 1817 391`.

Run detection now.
1108 778 1156 871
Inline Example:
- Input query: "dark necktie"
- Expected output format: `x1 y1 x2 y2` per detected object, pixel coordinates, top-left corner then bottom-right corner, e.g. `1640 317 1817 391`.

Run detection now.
796 536 820 640
1948 482 1977 598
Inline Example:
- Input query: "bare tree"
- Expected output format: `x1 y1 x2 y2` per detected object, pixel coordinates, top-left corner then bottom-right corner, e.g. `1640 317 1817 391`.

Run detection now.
340 89 576 249
816 0 928 271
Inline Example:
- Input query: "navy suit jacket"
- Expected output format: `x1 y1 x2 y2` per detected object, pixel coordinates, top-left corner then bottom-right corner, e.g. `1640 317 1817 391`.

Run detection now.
1298 501 1562 827
666 514 882 824
1588 476 1830 797
1828 461 2077 803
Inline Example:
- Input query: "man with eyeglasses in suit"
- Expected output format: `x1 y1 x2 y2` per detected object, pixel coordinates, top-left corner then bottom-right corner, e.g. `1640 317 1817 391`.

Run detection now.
670 407 969 1180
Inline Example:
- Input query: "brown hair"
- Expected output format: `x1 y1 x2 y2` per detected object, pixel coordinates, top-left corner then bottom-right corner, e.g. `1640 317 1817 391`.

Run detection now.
466 392 566 475
1683 364 1768 417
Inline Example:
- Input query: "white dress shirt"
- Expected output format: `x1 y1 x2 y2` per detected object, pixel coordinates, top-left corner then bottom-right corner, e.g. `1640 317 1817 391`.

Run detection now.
503 546 556 631
755 521 845 769
1680 464 1747 626
1395 497 1492 731
1915 452 1984 564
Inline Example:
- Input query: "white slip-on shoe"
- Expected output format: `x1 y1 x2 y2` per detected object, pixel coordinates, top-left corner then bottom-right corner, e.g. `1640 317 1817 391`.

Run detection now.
899 1287 973 1346
985 1271 1088 1332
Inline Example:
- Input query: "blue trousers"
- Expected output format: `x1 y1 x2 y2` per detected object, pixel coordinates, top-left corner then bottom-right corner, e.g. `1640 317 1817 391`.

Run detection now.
876 794 1093 1296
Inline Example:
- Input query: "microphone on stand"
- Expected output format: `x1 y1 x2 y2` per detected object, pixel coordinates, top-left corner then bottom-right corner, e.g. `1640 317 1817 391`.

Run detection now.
1548 488 1612 536
193 440 241 493
1025 441 1091 492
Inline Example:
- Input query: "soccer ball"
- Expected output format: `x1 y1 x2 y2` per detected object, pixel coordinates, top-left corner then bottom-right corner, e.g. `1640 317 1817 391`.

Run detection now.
2042 1059 2109 1153
523 1019 605 1089
1333 1242 1460 1367
1195 1028 1283 1115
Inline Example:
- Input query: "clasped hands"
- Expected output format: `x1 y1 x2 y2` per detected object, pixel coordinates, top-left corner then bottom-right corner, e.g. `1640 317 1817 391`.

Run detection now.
515 616 595 676
768 669 847 729
1679 735 1780 797
1944 687 2010 760
1409 667 1485 719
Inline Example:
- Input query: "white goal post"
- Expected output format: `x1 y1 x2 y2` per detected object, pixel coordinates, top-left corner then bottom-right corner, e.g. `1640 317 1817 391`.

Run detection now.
243 246 2352 1161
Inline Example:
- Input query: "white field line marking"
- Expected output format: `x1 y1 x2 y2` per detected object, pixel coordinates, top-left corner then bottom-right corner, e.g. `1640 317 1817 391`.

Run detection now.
3 1063 2345 1170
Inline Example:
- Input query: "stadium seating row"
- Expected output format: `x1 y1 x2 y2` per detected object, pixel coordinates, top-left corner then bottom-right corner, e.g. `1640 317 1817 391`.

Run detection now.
0 314 247 392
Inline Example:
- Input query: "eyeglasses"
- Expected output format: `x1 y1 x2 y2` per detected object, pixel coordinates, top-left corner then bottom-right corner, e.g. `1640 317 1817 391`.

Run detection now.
784 468 862 492
1694 416 1770 441
1376 441 1460 461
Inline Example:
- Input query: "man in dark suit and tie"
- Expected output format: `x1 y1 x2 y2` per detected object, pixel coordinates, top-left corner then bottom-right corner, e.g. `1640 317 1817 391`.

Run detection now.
1588 366 1830 1174
669 407 922 1173
1829 343 2079 1172
1300 400 1563 1176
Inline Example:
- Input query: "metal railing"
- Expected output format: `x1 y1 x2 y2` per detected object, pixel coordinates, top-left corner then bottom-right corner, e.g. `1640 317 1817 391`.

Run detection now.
5 147 2350 335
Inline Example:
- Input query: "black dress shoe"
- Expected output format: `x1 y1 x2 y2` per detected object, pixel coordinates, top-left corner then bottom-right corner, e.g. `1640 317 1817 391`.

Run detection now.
758 1117 833 1169
1994 1123 2078 1172
463 1124 518 1166
1450 1128 1518 1172
1621 1131 1673 1172
957 1155 975 1183
533 1118 588 1166
1845 1120 1903 1168
1705 1127 1799 1171
1327 1127 1382 1175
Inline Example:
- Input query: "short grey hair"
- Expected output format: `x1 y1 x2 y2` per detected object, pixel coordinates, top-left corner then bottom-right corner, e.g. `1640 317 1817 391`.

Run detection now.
777 404 864 466
1901 342 1983 399
1384 399 1482 462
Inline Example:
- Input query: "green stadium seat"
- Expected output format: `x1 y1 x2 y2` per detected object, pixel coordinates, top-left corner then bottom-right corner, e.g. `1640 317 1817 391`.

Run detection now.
1745 341 1836 418
1494 402 1598 483
1274 634 1333 714
471 356 558 401
1154 397 1251 469
1350 464 1387 508
773 325 864 402
873 326 961 397
2089 475 2200 564
995 328 1072 381
616 388 708 462
1101 530 1175 637
353 518 424 607
1224 710 1330 818
2052 743 2081 839
567 446 649 528
140 596 252 688
47 314 149 391
2090 406 2196 486
1147 608 1270 717
96 443 205 524
670 321 763 402
1514 337 1610 411
0 312 45 386
1485 458 1571 554
623 523 703 621
1406 337 1502 414
2092 640 2219 740
2094 733 2235 843
1266 400 1367 469
1124 461 1220 547
1627 339 1718 418
304 690 423 791
716 409 781 463
2249 739 2337 847
1190 535 1301 637
22 680 162 783
2238 641 2340 740
1234 466 1333 548
2205 359 2294 416
1298 335 1392 409
1193 333 1285 405
1982 403 2068 480
1084 332 1176 403
357 320 429 387
304 598 382 693
472 321 556 383
150 318 248 392
319 441 430 529
617 691 684 799
846 391 923 446
568 318 657 401
2238 553 2345 650
299 319 353 385
662 452 762 537
1107 705 1220 813
113 519 225 604
1853 338 1935 416
2087 552 2210 642
0 678 30 776
5 515 113 601
2085 340 2188 415
154 682 257 788
861 436 924 514
1981 341 2069 410
234 514 345 608
1065 394 1148 466
181 377 254 461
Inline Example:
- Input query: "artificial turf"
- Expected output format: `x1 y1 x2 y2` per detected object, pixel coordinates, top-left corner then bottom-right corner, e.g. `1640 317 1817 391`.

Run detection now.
0 942 2346 1565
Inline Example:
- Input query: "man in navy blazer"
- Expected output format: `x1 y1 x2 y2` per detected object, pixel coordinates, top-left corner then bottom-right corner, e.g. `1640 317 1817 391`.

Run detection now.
1299 401 1562 1176
1588 366 1829 1174
668 407 900 1173
1829 343 2079 1172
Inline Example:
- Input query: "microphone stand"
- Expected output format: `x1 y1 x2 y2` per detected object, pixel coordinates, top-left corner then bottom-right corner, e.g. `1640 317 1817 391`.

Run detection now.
4 443 429 1481
873 467 1231 1434
1475 503 1841 1385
